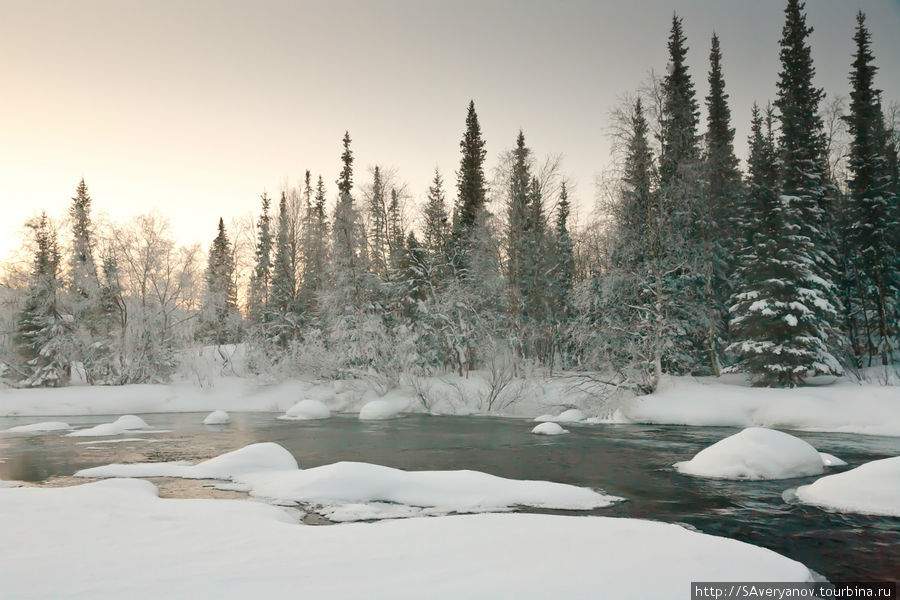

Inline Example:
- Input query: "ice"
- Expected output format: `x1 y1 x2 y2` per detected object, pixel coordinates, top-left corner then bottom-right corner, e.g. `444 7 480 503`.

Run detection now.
278 399 331 421
3 421 72 433
67 415 151 437
531 422 568 435
203 410 230 425
0 479 814 599
794 456 900 517
674 427 824 480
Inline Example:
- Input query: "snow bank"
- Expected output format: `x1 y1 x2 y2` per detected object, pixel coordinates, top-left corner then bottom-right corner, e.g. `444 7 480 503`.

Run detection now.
818 452 847 467
794 456 900 517
278 399 331 421
3 421 72 433
75 442 619 519
203 410 230 425
76 442 298 480
533 409 586 423
624 375 900 436
531 422 568 436
0 481 811 599
674 428 824 480
67 415 150 437
0 479 23 488
359 398 407 420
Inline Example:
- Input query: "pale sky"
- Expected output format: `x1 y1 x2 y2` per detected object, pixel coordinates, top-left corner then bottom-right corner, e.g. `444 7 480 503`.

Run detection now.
1 0 898 263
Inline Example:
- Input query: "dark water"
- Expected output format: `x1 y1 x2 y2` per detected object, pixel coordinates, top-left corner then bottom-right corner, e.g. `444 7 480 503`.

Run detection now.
1 413 898 581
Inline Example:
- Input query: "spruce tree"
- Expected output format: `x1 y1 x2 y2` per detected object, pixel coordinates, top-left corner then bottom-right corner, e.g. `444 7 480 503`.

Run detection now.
69 179 100 300
248 192 274 323
702 33 743 374
772 0 842 380
15 213 72 387
659 13 700 188
506 130 533 310
422 167 449 260
332 131 364 276
367 166 388 275
271 192 297 317
452 101 488 259
843 11 898 367
552 182 575 320
203 218 239 344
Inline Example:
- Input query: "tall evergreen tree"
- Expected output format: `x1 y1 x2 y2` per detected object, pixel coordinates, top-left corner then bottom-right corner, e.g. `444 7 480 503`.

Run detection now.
422 167 450 260
367 166 389 275
843 11 898 367
203 218 239 344
248 192 274 323
15 213 72 387
702 33 743 374
506 130 533 308
69 179 100 300
453 101 488 255
771 0 842 380
659 14 700 188
552 182 575 319
271 192 298 317
332 131 365 276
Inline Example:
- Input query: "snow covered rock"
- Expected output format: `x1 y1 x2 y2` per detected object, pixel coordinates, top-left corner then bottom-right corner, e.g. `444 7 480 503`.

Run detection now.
795 456 900 517
674 427 824 480
533 409 586 423
0 482 814 599
76 442 298 480
359 399 406 420
818 452 847 467
278 399 331 421
203 410 230 425
67 415 150 437
531 422 569 436
3 421 72 433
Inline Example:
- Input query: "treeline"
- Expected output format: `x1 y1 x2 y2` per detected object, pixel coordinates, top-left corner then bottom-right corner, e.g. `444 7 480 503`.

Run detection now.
3 0 898 390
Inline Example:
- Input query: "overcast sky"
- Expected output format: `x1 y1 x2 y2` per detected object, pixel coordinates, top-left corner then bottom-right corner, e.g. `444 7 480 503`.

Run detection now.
1 0 898 262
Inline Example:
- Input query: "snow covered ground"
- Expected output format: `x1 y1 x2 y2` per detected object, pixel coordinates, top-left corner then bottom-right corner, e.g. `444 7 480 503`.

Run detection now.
793 456 900 517
1 372 897 437
0 479 812 599
674 427 826 480
75 443 620 520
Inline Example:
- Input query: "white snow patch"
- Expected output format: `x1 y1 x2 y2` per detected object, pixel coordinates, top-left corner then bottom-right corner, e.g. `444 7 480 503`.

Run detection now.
0 479 23 488
74 438 155 445
794 456 900 517
531 422 569 436
75 442 298 480
818 452 847 467
203 410 230 425
3 421 72 433
0 480 812 599
624 375 900 437
674 428 824 480
67 415 150 437
278 399 331 421
75 443 620 519
533 409 586 423
359 398 406 420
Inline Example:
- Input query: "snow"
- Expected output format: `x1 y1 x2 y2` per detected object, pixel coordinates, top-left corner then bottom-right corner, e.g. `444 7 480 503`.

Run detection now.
674 428 824 480
75 442 620 519
67 415 150 437
278 399 331 421
0 479 23 488
3 421 72 433
0 480 812 599
203 410 230 425
531 422 569 436
76 442 298 480
818 452 847 467
624 375 900 437
533 408 586 423
74 438 156 445
359 398 407 420
794 456 900 517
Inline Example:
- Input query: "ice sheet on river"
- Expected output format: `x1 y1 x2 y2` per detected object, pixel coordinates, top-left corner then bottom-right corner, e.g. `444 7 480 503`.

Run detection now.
0 478 812 599
75 442 620 518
